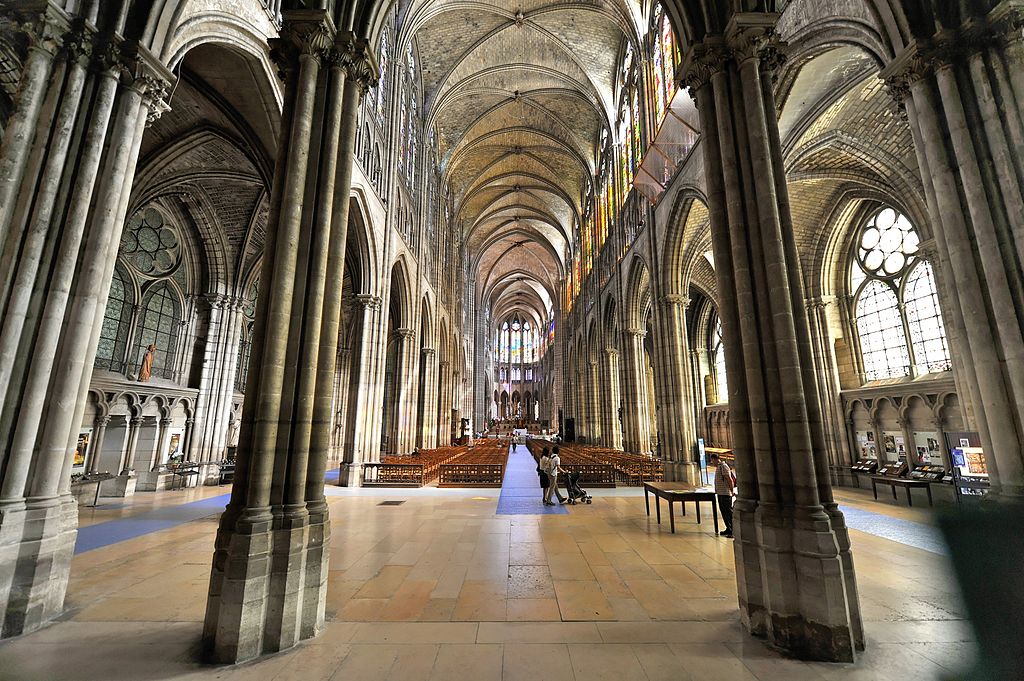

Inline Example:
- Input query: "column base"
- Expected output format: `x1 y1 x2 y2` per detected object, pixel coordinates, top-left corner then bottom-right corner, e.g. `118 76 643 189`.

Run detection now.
737 502 858 663
203 508 329 664
340 463 363 487
664 462 702 485
0 496 78 638
100 473 136 498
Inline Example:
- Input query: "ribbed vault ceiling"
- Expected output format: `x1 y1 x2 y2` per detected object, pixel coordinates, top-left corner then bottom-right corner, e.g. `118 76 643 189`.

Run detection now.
405 0 642 323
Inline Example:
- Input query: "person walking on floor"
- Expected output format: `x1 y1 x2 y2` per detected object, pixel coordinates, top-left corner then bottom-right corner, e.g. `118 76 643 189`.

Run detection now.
710 452 734 538
544 446 568 505
537 447 551 502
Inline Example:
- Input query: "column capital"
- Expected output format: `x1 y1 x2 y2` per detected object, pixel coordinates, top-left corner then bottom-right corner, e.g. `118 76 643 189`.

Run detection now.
603 347 619 357
354 294 382 310
159 417 173 427
2 3 71 58
395 328 416 340
269 9 337 78
439 360 450 368
916 238 939 261
422 347 436 357
335 31 380 96
94 414 111 427
660 294 689 309
626 328 646 338
129 416 144 428
803 296 832 311
724 13 785 70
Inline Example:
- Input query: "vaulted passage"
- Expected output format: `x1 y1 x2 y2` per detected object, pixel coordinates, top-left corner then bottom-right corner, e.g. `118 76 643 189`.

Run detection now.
0 0 1020 678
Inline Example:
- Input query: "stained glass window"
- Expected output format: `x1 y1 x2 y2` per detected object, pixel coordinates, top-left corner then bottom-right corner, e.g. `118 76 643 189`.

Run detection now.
135 283 181 380
851 208 949 381
95 267 132 372
713 319 728 403
512 368 521 381
500 322 509 363
374 23 390 118
651 4 678 128
904 261 952 374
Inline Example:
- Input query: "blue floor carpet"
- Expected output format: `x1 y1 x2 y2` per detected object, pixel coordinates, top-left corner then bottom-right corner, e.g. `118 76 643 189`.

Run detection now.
840 505 949 555
75 494 229 554
496 445 567 515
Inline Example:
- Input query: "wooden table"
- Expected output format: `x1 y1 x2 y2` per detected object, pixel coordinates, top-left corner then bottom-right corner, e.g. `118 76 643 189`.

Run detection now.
643 482 719 534
870 476 933 507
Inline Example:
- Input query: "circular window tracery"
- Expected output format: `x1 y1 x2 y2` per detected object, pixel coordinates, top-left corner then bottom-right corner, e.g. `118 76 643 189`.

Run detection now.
120 207 181 278
856 208 919 278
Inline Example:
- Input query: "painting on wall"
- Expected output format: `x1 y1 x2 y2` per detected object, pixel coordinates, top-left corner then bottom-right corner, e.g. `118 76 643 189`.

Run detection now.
73 431 91 470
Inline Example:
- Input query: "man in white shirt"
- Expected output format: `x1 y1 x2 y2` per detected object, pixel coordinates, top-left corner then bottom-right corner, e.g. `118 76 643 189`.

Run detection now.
543 447 567 505
710 453 734 538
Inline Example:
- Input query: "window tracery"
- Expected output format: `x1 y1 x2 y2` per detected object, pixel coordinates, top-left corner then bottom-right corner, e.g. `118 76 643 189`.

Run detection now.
850 208 950 381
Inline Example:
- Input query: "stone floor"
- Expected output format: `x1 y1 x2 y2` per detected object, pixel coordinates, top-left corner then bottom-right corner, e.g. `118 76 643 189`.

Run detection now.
0 451 976 680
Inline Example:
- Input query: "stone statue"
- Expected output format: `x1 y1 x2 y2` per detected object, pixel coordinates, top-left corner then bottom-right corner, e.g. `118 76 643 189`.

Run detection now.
138 344 156 382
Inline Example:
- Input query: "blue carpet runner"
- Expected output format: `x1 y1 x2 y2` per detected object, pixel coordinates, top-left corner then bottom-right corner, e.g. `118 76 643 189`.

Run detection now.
75 493 229 554
496 444 567 515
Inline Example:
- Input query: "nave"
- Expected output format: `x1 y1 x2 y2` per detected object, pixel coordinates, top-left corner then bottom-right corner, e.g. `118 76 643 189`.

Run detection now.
0 446 973 680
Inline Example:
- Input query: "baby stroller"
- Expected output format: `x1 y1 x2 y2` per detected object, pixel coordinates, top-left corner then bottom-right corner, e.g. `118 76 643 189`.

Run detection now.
564 471 592 504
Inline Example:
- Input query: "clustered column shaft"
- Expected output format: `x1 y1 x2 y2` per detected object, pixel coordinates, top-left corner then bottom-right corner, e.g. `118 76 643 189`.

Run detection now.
682 13 862 662
882 2 1024 498
0 1 170 639
202 10 377 663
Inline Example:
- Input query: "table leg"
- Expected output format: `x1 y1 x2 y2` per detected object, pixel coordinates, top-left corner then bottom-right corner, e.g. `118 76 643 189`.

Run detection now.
681 500 686 516
655 496 661 524
696 500 701 525
644 488 650 516
892 485 897 501
872 480 878 499
712 499 719 535
906 486 913 507
669 500 675 534
926 485 933 507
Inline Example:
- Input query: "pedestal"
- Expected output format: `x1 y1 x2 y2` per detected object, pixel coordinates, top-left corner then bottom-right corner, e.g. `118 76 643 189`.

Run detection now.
100 473 137 498
340 463 363 487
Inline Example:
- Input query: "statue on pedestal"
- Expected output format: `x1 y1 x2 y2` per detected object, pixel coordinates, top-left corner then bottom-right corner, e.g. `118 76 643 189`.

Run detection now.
139 344 156 382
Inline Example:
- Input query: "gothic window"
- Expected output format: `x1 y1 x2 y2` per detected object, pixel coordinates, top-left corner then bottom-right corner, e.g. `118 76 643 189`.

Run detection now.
500 367 507 382
526 368 533 381
373 21 390 119
500 321 510 363
95 267 132 373
512 367 521 382
650 4 679 127
134 282 181 380
95 205 187 380
712 318 727 403
850 207 950 381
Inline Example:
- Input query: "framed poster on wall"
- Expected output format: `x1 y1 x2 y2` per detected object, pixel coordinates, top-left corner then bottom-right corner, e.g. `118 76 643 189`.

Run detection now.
164 429 184 465
912 431 943 466
854 430 877 459
73 430 92 472
882 431 906 462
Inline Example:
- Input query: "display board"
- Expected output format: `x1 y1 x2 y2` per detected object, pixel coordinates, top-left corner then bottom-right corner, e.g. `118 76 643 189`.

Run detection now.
882 430 907 462
912 431 943 466
854 430 877 459
73 429 92 472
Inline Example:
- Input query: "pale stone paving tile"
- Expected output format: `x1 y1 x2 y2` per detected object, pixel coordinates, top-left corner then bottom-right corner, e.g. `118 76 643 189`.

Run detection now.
501 643 577 681
428 643 503 681
477 621 602 644
566 643 649 681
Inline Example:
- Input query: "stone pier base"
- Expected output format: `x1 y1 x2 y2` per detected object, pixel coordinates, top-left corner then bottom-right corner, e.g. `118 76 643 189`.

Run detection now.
203 509 330 664
340 464 363 487
0 497 78 638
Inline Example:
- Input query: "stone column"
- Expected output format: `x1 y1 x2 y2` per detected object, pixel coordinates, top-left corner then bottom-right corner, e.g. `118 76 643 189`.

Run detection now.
0 4 171 639
203 13 377 663
436 359 451 446
620 329 651 454
153 417 173 470
86 415 111 475
655 295 699 482
586 361 602 443
390 328 417 454
342 294 382 484
331 346 351 460
600 347 623 449
881 2 1024 498
189 295 245 467
120 417 143 474
418 348 438 449
682 13 862 661
804 297 853 470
